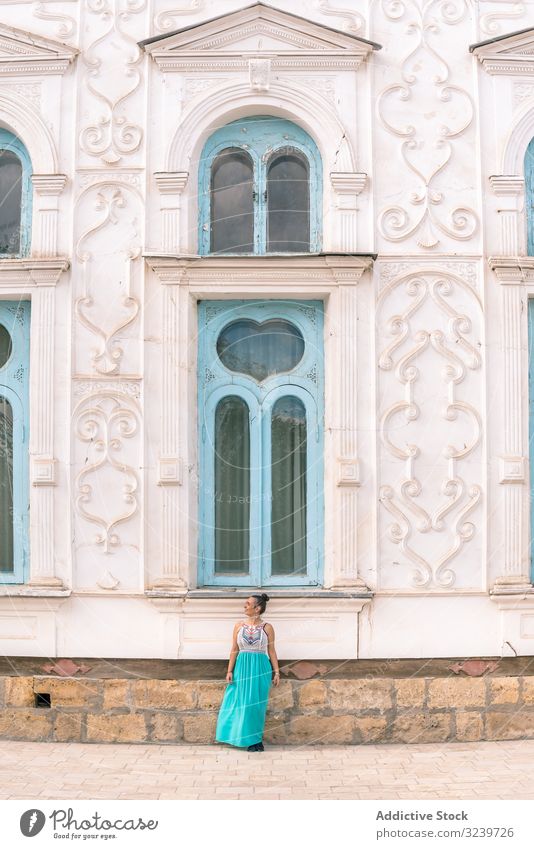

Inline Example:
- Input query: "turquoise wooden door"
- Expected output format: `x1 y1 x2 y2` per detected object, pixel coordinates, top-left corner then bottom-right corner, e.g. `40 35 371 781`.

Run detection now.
198 299 324 587
0 301 30 583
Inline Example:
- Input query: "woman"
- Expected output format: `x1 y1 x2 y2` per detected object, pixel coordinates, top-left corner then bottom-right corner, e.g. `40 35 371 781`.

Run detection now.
216 593 280 751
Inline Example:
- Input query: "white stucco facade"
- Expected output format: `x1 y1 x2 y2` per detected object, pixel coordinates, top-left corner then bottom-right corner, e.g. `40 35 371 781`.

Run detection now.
0 0 534 660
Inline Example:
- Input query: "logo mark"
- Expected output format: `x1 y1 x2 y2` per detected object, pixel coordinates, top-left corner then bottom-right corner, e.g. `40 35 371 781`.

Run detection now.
20 810 46 837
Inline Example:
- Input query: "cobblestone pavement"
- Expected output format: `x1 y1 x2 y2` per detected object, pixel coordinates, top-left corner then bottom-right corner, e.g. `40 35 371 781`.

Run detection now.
0 739 533 800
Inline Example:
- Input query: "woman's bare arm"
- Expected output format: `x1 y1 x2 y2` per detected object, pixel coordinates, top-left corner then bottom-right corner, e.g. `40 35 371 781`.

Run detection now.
264 623 280 686
226 623 241 682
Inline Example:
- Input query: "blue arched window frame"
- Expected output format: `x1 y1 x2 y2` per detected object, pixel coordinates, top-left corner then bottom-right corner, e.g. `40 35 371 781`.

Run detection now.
527 137 534 256
0 300 30 583
198 116 323 255
197 299 324 587
0 129 32 257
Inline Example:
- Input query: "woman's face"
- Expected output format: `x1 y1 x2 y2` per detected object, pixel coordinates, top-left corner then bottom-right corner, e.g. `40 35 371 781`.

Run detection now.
244 596 260 617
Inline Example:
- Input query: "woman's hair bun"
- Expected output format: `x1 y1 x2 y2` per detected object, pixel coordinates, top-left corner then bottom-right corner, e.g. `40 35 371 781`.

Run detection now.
261 593 269 602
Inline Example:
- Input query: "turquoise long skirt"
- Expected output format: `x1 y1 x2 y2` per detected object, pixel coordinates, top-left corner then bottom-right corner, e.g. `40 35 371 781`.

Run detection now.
216 651 272 748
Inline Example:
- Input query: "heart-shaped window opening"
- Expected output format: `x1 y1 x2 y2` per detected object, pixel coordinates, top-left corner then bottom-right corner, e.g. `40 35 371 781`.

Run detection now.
216 318 305 382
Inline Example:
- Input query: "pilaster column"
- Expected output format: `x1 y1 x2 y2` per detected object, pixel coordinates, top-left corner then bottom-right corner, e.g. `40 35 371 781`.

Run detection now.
150 264 188 590
489 257 534 594
28 284 62 588
330 172 367 252
31 175 68 257
327 258 372 589
154 172 188 254
489 176 525 256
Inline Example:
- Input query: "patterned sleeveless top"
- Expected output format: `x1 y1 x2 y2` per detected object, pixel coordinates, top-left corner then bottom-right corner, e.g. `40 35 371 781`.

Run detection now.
237 622 269 654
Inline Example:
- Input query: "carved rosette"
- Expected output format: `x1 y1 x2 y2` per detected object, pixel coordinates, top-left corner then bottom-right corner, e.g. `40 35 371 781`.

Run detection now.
377 268 484 589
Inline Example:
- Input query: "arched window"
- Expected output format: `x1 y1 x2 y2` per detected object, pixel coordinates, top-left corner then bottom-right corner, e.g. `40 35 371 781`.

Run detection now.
198 300 323 587
526 137 534 256
199 117 322 255
0 130 32 257
0 301 30 583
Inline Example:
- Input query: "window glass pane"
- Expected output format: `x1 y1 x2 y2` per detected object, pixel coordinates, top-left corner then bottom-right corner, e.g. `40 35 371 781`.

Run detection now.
0 396 13 572
211 148 254 254
0 324 12 369
0 151 22 255
267 150 310 253
271 396 307 576
214 396 250 574
216 319 304 382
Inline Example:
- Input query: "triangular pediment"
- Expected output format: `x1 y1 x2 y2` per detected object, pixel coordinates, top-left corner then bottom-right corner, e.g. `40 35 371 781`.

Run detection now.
141 2 380 68
0 23 77 73
470 27 534 74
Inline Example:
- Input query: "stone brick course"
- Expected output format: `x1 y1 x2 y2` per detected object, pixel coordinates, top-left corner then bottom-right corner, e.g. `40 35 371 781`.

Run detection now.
0 672 531 745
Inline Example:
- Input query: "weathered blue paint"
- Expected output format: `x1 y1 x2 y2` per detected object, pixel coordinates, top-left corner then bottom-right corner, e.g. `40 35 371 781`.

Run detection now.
527 137 534 256
198 299 324 587
198 116 322 255
0 130 33 257
0 300 30 583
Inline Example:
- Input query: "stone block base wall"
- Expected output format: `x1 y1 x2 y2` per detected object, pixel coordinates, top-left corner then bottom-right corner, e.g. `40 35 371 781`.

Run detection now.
0 673 534 744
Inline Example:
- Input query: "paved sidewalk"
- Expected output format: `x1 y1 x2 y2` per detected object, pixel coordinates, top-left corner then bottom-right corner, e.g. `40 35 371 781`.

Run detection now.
0 739 533 800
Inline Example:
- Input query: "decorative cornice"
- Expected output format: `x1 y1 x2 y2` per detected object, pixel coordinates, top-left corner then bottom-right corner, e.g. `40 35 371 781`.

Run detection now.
145 254 375 286
31 174 68 196
476 59 534 76
489 175 525 197
470 28 534 76
489 256 534 284
330 172 367 195
0 59 73 76
152 56 366 72
154 171 189 194
0 257 70 287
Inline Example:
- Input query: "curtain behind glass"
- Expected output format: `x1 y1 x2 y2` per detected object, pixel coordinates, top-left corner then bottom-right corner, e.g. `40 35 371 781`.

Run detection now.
214 396 250 575
0 396 13 572
211 148 254 254
216 319 304 382
271 396 307 576
267 150 310 253
0 151 22 255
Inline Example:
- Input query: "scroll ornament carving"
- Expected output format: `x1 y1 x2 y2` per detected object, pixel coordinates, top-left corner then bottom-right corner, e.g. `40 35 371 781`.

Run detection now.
378 0 478 248
80 0 146 164
479 1 526 36
33 0 77 39
378 272 483 588
154 0 205 32
314 0 365 35
74 391 140 553
75 186 141 375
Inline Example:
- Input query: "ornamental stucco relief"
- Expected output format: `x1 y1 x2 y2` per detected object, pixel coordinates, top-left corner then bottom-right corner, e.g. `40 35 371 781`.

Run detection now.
74 183 142 375
80 0 146 165
376 0 479 250
377 267 484 590
73 389 141 554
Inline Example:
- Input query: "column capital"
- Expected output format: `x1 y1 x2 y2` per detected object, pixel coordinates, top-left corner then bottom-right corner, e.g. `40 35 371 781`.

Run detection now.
154 171 189 195
330 172 368 195
489 175 525 197
489 256 534 284
31 174 68 196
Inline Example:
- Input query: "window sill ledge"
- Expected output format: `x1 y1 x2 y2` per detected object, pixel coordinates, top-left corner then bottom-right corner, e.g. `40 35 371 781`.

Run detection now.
146 588 374 600
0 587 71 598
